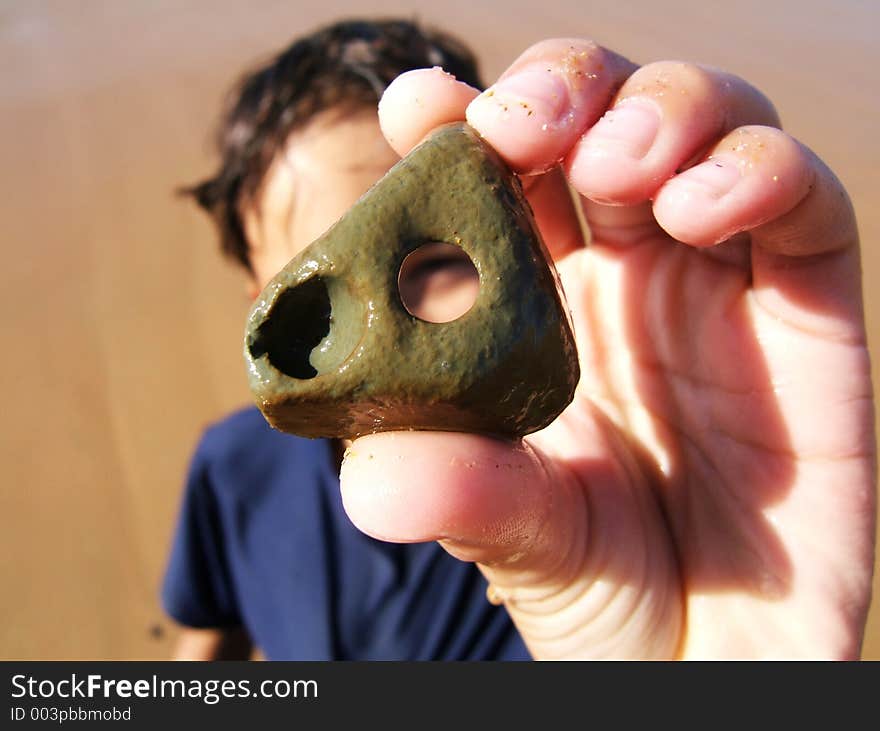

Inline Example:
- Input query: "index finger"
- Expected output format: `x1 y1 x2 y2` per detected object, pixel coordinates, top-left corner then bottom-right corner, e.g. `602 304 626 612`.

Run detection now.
378 66 480 154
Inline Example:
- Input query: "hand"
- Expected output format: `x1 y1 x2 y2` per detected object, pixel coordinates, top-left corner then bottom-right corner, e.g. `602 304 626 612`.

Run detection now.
340 39 876 659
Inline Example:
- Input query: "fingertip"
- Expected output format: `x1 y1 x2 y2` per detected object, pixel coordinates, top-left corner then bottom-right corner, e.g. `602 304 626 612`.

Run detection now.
653 127 814 247
339 431 551 552
565 144 655 207
465 69 575 173
651 157 745 245
338 431 467 543
378 67 479 156
564 100 664 205
465 39 635 175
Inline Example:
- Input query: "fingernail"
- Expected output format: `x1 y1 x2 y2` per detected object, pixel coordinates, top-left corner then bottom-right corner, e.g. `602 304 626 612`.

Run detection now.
678 156 743 199
580 99 661 160
476 68 570 125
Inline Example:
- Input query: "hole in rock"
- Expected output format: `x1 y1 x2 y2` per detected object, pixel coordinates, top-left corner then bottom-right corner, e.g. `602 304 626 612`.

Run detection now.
249 277 331 379
398 242 479 323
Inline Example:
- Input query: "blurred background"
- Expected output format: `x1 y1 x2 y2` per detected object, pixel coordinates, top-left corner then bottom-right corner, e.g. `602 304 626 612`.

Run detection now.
1 0 877 659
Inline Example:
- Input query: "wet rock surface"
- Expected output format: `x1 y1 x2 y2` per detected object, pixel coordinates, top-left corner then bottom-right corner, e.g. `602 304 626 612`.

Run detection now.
245 122 580 439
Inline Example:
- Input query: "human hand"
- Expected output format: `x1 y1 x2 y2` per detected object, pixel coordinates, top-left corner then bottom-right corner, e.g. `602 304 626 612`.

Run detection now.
340 39 876 659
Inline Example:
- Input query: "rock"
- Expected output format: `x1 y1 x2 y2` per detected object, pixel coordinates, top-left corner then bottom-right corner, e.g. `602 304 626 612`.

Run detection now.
244 122 579 439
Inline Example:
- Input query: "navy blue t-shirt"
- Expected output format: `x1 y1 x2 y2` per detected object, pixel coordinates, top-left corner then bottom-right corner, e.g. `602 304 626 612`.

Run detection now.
162 407 530 660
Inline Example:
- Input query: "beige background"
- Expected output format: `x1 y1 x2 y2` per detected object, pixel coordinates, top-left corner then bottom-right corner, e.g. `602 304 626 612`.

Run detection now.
1 0 877 659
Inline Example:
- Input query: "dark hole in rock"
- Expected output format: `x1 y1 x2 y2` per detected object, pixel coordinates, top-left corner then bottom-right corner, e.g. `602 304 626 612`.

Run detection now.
248 277 331 379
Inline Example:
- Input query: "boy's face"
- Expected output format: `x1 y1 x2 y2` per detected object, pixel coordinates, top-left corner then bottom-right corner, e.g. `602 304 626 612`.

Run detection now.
242 107 400 295
241 106 480 322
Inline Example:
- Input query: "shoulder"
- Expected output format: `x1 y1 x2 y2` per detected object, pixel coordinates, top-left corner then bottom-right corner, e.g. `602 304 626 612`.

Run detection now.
190 405 333 495
196 405 275 460
195 404 308 464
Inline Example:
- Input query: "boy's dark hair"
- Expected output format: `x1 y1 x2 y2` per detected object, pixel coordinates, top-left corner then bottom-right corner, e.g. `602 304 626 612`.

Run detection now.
184 18 484 274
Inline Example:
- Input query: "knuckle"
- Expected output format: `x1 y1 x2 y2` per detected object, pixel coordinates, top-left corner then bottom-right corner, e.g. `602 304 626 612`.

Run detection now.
514 38 611 78
617 63 780 131
622 60 717 100
532 37 602 56
724 125 805 165
717 126 815 196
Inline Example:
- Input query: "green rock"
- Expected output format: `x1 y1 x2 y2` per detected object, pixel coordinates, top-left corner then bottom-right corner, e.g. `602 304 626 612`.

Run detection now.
244 122 579 439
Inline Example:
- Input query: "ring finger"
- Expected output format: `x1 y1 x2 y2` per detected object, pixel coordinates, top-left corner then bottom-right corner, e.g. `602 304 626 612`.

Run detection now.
565 60 781 232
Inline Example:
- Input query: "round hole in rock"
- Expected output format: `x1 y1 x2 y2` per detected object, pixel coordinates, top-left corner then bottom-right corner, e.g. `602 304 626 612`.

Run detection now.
398 242 480 323
248 277 330 379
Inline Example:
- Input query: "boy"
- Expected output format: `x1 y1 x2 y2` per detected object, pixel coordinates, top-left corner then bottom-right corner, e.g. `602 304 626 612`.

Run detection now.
162 19 529 660
165 18 876 659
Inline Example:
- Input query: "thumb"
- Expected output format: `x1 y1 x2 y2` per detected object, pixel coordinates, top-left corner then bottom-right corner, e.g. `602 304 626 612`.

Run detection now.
338 431 584 577
340 428 684 659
